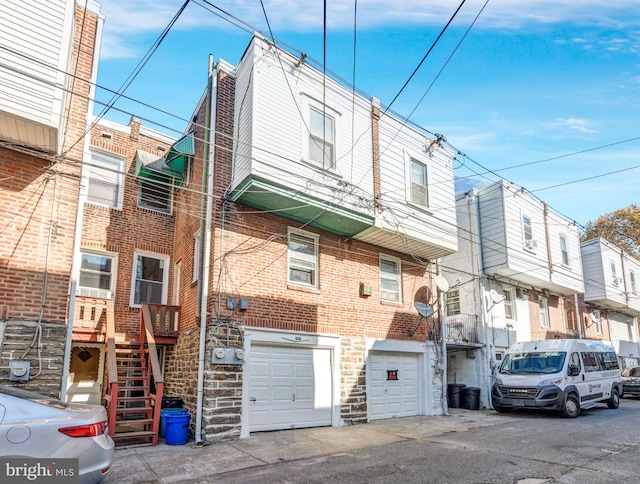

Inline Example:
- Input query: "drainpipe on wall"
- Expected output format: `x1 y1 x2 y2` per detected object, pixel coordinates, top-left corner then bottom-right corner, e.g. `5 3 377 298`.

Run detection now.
574 294 583 340
195 55 216 445
61 7 105 400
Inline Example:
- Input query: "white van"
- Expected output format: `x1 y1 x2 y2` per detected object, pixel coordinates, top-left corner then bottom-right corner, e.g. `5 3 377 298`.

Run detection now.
492 339 622 417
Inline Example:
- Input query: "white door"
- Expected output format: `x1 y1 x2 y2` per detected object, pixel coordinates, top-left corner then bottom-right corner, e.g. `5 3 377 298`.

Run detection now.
249 345 332 432
367 351 420 420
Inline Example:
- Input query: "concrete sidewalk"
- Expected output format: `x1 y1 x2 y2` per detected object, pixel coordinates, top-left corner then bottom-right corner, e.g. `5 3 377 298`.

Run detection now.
105 409 505 483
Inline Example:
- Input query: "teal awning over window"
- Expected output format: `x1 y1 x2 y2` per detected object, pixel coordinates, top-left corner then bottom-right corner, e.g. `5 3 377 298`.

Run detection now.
134 132 194 187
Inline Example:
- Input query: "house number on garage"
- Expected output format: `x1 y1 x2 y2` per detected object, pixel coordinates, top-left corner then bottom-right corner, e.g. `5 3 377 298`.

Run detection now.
387 370 398 380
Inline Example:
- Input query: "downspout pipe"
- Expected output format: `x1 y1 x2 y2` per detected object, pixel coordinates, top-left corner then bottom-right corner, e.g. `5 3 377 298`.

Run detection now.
195 55 216 445
61 6 105 400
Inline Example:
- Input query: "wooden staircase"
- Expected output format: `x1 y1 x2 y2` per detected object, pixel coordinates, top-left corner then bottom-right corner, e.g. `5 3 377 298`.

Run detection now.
105 304 164 447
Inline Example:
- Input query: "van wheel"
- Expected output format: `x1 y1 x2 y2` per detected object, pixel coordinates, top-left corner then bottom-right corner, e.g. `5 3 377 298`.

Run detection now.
607 388 620 409
562 394 581 418
494 406 511 413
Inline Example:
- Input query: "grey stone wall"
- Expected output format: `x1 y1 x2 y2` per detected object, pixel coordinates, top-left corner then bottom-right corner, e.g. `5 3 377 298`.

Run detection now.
340 336 367 425
0 320 66 397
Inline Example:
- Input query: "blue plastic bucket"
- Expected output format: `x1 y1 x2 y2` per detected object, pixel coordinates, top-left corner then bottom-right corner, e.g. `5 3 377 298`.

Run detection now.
165 411 191 445
160 408 183 438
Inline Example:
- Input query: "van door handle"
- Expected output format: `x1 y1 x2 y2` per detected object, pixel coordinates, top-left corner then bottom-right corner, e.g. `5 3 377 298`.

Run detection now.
250 397 256 402
292 393 295 402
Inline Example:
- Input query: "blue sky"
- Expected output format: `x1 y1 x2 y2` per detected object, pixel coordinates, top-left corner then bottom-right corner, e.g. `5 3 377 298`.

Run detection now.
94 0 640 227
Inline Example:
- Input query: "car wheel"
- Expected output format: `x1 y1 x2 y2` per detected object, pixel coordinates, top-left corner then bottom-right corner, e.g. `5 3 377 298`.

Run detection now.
494 406 511 413
607 388 620 409
562 393 580 418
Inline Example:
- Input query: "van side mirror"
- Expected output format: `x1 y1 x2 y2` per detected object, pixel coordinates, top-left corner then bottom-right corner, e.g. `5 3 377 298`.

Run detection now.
568 365 580 376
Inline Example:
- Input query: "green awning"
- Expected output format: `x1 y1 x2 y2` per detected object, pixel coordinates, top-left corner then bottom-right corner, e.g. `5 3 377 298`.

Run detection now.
164 133 195 176
135 133 194 187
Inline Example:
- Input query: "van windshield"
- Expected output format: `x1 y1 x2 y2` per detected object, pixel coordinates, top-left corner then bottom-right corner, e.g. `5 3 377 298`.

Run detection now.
499 351 566 375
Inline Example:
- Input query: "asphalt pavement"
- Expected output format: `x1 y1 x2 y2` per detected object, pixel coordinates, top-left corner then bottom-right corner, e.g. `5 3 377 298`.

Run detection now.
105 408 504 483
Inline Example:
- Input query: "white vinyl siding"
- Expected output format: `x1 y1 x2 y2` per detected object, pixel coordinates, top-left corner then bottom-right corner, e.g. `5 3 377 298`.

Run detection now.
380 255 402 302
288 230 319 288
87 151 125 210
130 250 169 307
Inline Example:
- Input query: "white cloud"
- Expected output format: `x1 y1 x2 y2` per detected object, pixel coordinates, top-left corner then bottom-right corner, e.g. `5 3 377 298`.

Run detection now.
550 118 596 134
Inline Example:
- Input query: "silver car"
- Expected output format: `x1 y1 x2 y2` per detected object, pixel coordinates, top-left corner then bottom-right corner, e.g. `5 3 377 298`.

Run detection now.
0 385 114 483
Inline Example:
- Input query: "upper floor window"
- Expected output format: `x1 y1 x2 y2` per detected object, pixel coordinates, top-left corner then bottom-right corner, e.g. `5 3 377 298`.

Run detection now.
138 175 172 214
559 235 570 266
78 251 116 299
288 229 319 288
611 260 619 286
380 255 402 302
522 214 534 245
130 250 169 307
308 106 335 169
631 271 637 294
447 289 460 315
503 289 515 319
539 297 549 327
409 158 429 207
87 151 125 209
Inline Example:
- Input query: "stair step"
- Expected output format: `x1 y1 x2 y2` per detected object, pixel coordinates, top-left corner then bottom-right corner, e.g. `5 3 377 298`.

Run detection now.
116 396 152 403
112 431 156 441
118 376 149 381
116 418 154 426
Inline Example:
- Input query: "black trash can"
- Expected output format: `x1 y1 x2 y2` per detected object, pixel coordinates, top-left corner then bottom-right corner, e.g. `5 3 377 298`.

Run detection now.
161 396 184 409
463 387 481 410
447 383 466 409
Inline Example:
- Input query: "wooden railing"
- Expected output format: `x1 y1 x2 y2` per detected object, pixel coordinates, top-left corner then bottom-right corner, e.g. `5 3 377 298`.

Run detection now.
105 304 119 438
141 304 164 446
143 303 181 335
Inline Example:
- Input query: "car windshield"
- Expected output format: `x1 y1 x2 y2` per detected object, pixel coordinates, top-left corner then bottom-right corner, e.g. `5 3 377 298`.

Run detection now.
622 367 640 378
499 351 567 375
0 385 68 409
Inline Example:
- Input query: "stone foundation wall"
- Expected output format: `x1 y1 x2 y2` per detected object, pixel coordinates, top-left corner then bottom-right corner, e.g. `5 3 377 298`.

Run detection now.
0 321 66 397
340 336 367 425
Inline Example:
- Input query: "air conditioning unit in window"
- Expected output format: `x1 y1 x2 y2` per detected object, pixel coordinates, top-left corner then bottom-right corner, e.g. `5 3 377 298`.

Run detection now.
516 287 529 299
612 276 622 286
525 239 538 250
78 288 111 299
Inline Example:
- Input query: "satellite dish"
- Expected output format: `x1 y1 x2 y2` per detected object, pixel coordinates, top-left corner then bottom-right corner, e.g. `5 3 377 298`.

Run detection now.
489 289 503 303
414 302 435 319
434 276 450 292
590 310 601 323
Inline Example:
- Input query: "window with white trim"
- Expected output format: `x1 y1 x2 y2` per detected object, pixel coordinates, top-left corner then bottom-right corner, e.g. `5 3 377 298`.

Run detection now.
380 255 402 302
447 289 460 315
409 158 429 207
138 175 172 214
78 251 116 299
130 251 169 307
559 234 570 266
631 270 637 294
288 230 319 288
308 106 335 169
87 151 125 209
539 297 549 327
523 215 533 242
192 232 201 283
503 289 515 319
611 260 619 286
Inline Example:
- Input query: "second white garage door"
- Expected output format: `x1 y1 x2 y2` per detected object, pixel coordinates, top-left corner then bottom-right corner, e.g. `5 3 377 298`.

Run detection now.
367 351 420 420
249 344 332 432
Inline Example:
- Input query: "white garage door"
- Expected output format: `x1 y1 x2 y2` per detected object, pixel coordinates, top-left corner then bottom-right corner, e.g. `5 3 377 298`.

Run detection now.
368 351 420 420
249 345 332 432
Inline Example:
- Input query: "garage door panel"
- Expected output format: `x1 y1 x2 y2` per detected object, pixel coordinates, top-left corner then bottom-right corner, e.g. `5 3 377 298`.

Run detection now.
249 345 333 432
367 351 421 421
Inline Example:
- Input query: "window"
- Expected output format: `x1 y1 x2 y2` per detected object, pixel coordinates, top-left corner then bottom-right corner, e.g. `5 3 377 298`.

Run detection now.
611 260 619 286
78 251 116 298
568 352 581 373
380 255 402 302
288 230 319 288
631 271 637 294
539 297 549 327
522 215 533 242
559 235 570 266
308 106 335 169
192 232 201 283
138 174 172 214
130 251 169 307
87 151 125 209
447 289 460 315
503 289 515 319
409 158 428 207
